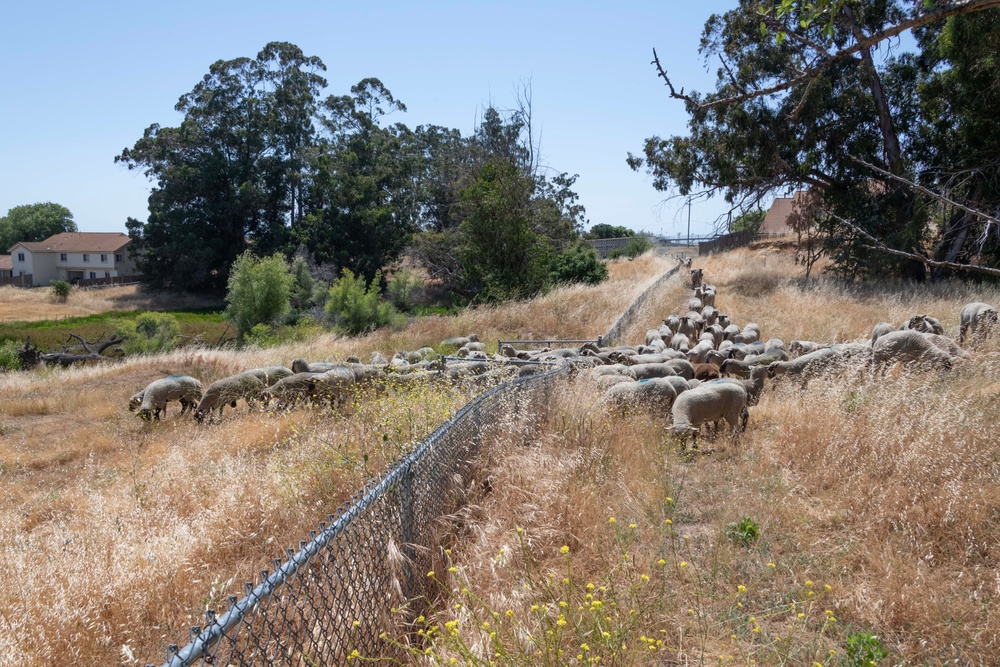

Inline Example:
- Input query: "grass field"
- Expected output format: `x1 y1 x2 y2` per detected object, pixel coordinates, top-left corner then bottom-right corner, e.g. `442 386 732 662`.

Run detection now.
388 246 1000 665
0 253 673 666
0 283 222 323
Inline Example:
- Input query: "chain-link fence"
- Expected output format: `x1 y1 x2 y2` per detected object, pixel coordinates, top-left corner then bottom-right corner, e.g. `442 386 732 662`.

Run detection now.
147 265 679 667
147 364 567 667
603 265 680 344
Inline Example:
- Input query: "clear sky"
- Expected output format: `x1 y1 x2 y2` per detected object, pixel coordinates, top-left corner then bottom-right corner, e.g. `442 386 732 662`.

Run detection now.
1 1 747 241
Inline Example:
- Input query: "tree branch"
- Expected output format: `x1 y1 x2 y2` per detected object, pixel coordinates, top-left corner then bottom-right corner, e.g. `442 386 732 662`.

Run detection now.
661 0 1000 111
824 209 1000 278
848 155 1000 228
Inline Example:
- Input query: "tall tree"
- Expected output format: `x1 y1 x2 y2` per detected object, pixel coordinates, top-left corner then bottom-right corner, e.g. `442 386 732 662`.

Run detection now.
0 203 77 251
295 78 419 282
117 42 326 292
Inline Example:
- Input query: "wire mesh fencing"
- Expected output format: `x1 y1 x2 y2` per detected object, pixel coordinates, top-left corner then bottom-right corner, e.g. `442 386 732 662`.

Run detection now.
148 364 568 667
603 265 680 344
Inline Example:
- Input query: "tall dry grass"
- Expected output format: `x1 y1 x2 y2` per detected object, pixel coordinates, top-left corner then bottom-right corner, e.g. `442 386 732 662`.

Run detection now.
0 284 221 322
0 252 673 666
397 247 1000 665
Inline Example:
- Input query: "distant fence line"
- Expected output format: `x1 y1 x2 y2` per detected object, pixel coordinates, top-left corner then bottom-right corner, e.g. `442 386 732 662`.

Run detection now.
74 274 142 288
147 265 680 667
698 231 794 255
603 265 680 345
0 274 32 288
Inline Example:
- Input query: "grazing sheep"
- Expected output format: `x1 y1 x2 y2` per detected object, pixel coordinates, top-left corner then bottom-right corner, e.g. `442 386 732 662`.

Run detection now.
872 329 957 373
716 366 767 406
922 333 971 360
690 268 703 288
630 362 685 380
670 333 691 352
766 347 841 381
902 314 945 335
686 340 715 365
870 322 896 347
686 378 702 390
721 349 787 379
763 338 786 352
441 334 480 348
704 349 729 368
194 372 266 422
243 366 294 386
628 352 683 365
134 376 204 421
291 358 340 373
669 381 748 441
717 314 731 329
701 305 718 327
688 297 704 312
959 302 998 345
722 324 741 341
728 342 765 360
646 329 666 345
604 378 678 414
262 372 321 409
593 374 634 389
664 358 696 380
788 340 825 357
309 367 358 406
664 315 681 333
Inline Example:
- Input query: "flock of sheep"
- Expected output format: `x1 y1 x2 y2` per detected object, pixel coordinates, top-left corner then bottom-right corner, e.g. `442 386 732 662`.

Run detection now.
583 266 998 443
128 266 998 444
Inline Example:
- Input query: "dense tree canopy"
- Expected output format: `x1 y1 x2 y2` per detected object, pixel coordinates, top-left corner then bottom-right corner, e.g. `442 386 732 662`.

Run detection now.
0 203 77 252
120 42 598 299
631 1 1000 280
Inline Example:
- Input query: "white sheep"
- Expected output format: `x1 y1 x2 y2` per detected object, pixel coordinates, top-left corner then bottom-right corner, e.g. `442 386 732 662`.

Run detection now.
669 380 748 442
690 268 704 288
194 372 267 422
788 340 825 357
133 376 204 421
716 366 768 406
766 347 841 381
901 314 944 335
688 297 704 312
243 366 294 386
870 322 896 347
959 302 998 345
604 378 678 414
670 333 691 352
871 330 958 373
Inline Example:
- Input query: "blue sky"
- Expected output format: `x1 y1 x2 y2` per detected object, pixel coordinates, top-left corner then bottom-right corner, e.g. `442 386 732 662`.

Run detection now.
1 1 746 240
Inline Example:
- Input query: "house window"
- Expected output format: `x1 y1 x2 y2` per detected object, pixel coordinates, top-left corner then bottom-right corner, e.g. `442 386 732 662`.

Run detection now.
100 254 107 262
104 272 110 278
60 253 67 262
17 253 24 262
115 253 123 262
83 254 90 262
89 272 96 279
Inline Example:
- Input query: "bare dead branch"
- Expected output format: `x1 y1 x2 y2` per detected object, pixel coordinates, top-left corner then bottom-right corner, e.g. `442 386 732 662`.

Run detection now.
848 155 1000 228
824 209 1000 278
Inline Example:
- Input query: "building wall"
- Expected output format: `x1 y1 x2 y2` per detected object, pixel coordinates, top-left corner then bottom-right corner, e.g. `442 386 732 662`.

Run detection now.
30 253 59 285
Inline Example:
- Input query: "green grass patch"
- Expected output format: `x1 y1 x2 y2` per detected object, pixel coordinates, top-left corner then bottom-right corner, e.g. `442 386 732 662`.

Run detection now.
0 308 231 351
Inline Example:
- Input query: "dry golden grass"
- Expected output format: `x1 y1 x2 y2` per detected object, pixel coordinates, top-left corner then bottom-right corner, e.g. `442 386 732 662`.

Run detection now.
401 247 1000 665
0 252 673 666
0 284 221 322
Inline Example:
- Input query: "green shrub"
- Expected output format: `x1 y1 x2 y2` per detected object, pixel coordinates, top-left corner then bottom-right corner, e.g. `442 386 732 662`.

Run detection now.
846 632 889 666
386 268 423 311
225 251 294 340
725 516 761 547
551 242 609 285
50 280 71 301
0 340 23 371
325 269 404 335
245 317 324 348
115 312 180 355
607 235 654 259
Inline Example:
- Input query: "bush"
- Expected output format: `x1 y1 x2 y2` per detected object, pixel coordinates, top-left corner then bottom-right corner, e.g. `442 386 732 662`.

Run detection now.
846 632 889 666
551 242 608 285
0 340 23 371
386 268 424 311
225 252 294 340
245 317 325 348
50 280 71 301
115 312 180 355
607 235 654 259
325 269 404 335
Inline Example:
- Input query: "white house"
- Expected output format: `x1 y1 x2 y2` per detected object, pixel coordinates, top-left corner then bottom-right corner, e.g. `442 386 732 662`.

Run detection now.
8 232 139 286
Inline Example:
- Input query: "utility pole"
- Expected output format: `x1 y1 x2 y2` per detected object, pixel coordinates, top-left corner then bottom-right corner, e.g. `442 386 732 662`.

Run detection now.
687 199 692 249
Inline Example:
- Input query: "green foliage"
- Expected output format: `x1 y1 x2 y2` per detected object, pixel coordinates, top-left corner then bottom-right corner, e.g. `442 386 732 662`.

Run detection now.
325 269 404 335
386 268 423 311
50 280 71 301
224 252 294 340
0 202 77 252
725 516 761 547
551 242 608 285
588 223 635 239
115 312 180 355
846 631 889 666
0 340 23 371
245 317 325 348
288 255 322 314
731 209 766 234
458 160 553 302
607 236 654 259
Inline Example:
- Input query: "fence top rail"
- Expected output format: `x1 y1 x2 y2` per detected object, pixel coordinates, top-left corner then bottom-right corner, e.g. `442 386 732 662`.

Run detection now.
439 356 561 366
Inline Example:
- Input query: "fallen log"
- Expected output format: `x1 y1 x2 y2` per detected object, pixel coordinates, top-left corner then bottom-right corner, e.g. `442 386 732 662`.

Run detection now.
38 333 125 366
